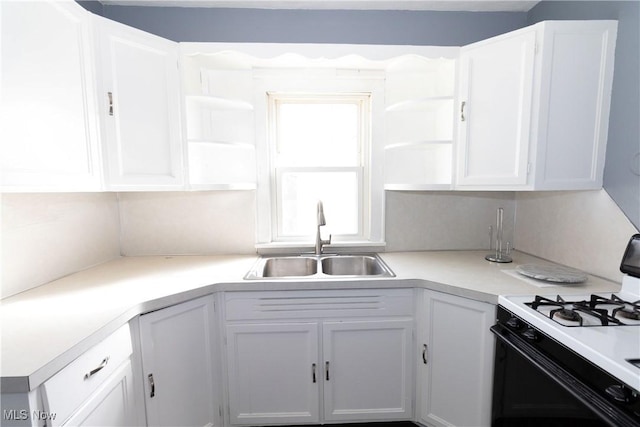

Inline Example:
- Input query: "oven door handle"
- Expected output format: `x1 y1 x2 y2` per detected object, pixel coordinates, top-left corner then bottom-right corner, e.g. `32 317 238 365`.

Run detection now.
490 324 638 427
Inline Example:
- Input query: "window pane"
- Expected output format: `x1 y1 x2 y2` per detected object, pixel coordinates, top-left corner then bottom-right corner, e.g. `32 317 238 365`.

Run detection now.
277 102 360 167
279 171 359 237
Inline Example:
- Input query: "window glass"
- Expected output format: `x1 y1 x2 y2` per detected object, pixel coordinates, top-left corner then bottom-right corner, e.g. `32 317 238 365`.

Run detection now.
279 170 360 236
271 94 368 240
276 101 361 167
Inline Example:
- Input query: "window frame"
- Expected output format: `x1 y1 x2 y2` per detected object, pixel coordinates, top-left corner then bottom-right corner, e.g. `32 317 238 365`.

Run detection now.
268 92 371 242
252 70 387 248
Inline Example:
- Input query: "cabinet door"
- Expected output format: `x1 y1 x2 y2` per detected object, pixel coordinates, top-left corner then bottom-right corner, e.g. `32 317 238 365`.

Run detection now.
418 290 495 427
322 319 413 421
533 21 617 190
97 17 184 190
63 360 135 427
226 322 320 425
0 0 102 191
457 29 536 187
140 296 219 427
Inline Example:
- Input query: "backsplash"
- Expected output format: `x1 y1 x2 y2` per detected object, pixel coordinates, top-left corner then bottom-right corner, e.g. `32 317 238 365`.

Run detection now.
1 193 121 299
118 191 256 256
514 189 638 282
385 191 516 251
2 188 636 298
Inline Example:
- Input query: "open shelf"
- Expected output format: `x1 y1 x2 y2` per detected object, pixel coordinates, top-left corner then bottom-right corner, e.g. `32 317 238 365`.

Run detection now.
185 95 254 111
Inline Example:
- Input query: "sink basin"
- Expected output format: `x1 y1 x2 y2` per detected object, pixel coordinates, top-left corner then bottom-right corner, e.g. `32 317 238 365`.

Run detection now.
321 255 391 276
261 257 318 277
245 253 394 279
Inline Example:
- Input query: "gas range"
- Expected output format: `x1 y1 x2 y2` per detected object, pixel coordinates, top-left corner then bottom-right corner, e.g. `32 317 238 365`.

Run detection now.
492 235 640 426
499 274 640 392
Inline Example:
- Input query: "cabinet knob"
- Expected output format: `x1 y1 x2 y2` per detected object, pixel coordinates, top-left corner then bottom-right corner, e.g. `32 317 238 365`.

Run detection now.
325 361 330 381
460 101 466 122
422 344 428 365
312 363 317 384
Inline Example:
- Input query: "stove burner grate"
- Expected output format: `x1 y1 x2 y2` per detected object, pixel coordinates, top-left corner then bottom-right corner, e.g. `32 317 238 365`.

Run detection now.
526 294 640 327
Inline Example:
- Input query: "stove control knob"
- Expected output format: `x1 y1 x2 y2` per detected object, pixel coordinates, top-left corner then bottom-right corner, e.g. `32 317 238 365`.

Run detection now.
506 317 523 330
522 328 539 342
605 384 635 403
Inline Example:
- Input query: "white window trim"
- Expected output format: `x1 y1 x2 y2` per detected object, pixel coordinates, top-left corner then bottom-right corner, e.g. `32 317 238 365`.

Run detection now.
254 74 385 249
269 92 370 242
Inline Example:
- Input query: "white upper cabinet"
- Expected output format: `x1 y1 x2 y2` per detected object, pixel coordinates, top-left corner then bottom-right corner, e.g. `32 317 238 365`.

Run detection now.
456 29 536 187
96 17 185 191
456 20 617 190
0 0 103 192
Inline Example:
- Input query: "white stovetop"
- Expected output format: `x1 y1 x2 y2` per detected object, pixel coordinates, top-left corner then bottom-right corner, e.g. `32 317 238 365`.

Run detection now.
499 275 640 393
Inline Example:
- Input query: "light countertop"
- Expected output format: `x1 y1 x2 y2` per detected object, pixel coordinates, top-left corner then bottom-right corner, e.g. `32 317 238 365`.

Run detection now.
0 250 621 393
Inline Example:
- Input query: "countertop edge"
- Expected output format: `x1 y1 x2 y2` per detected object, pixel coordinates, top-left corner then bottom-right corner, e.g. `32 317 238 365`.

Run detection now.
1 251 620 393
1 277 496 393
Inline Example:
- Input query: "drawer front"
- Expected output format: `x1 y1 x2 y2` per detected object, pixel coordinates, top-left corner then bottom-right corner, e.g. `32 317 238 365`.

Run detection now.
225 289 413 321
42 324 133 427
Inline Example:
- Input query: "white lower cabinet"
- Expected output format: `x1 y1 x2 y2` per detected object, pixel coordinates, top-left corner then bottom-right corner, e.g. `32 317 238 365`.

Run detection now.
62 360 135 427
139 295 220 427
417 290 496 427
226 322 320 425
224 289 414 426
322 319 413 421
41 325 137 427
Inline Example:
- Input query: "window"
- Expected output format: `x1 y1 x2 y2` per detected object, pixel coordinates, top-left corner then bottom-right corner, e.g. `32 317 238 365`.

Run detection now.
269 93 371 241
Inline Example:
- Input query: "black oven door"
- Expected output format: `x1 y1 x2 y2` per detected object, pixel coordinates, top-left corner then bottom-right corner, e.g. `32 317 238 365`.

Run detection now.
491 321 640 427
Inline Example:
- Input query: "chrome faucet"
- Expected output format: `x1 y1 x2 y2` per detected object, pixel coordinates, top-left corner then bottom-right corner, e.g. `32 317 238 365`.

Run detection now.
315 201 331 255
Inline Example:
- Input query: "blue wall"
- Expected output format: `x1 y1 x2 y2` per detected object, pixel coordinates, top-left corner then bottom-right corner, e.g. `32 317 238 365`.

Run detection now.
92 1 639 229
100 6 526 46
527 1 640 229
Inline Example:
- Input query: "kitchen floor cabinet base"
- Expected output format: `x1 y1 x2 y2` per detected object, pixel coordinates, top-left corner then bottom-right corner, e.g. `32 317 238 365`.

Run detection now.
224 289 414 426
139 295 220 427
417 290 496 427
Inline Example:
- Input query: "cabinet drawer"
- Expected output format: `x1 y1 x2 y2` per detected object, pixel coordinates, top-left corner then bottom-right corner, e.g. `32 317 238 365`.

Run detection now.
225 289 413 321
41 324 132 427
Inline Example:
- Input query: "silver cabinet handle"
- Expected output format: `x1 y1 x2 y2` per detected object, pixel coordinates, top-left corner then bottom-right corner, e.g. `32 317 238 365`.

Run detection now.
108 92 114 116
422 344 428 365
312 363 317 383
84 357 109 380
460 101 466 122
148 373 155 398
325 361 330 381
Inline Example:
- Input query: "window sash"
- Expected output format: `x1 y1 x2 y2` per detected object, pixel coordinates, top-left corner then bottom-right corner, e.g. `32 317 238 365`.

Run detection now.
274 166 364 241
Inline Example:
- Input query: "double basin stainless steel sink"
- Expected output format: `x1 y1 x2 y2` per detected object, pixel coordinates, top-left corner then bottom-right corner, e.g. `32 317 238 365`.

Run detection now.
245 253 395 279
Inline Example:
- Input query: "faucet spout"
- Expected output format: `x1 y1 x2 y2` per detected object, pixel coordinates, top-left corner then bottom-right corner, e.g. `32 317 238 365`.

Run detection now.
317 201 326 226
315 201 331 255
